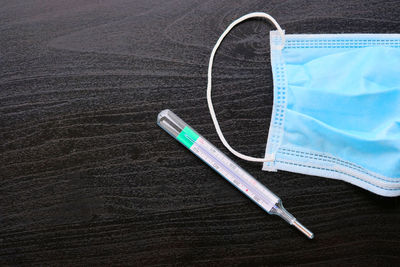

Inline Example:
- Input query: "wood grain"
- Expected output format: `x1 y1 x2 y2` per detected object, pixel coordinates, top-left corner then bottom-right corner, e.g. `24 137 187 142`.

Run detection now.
1 0 399 265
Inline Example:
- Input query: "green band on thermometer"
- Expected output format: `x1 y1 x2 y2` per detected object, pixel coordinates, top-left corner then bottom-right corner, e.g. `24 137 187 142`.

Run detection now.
157 109 314 239
177 126 199 149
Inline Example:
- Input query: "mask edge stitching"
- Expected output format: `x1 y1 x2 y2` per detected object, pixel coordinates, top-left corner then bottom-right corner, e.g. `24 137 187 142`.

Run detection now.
284 37 400 49
275 160 400 191
278 149 400 182
264 31 289 168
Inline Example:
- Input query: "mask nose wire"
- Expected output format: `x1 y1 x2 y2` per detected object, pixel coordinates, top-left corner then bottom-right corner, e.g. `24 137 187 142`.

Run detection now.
206 12 285 163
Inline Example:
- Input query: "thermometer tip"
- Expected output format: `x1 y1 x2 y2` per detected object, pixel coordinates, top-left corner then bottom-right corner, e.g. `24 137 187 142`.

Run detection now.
293 219 314 239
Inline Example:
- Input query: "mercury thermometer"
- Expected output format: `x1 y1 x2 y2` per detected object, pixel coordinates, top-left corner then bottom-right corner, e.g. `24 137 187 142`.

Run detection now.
157 109 314 239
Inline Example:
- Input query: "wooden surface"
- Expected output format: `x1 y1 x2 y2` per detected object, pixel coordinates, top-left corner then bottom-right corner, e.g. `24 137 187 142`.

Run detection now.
1 0 400 265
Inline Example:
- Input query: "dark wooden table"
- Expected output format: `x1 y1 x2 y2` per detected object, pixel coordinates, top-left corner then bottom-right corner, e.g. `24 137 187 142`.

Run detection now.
1 1 399 265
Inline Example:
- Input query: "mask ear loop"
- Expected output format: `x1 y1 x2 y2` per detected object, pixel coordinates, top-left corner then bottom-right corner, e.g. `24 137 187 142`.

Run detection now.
207 12 285 162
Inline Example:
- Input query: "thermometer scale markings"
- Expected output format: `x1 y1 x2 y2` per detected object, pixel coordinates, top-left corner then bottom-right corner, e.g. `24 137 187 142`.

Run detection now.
199 136 276 203
189 135 274 211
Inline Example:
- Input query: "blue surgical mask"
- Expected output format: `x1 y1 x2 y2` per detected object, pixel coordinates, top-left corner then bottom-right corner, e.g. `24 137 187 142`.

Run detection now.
206 12 400 196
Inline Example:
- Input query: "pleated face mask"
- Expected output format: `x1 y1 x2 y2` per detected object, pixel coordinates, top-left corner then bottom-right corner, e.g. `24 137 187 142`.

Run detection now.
206 12 400 196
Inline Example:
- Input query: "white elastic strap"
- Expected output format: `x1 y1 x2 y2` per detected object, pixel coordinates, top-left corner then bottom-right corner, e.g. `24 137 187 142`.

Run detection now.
207 12 285 162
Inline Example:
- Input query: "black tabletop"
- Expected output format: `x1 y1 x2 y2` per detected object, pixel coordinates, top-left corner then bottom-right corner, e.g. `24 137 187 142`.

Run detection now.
1 0 399 265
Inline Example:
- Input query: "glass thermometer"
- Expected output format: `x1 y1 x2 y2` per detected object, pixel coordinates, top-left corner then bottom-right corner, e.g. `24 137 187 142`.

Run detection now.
157 109 314 239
